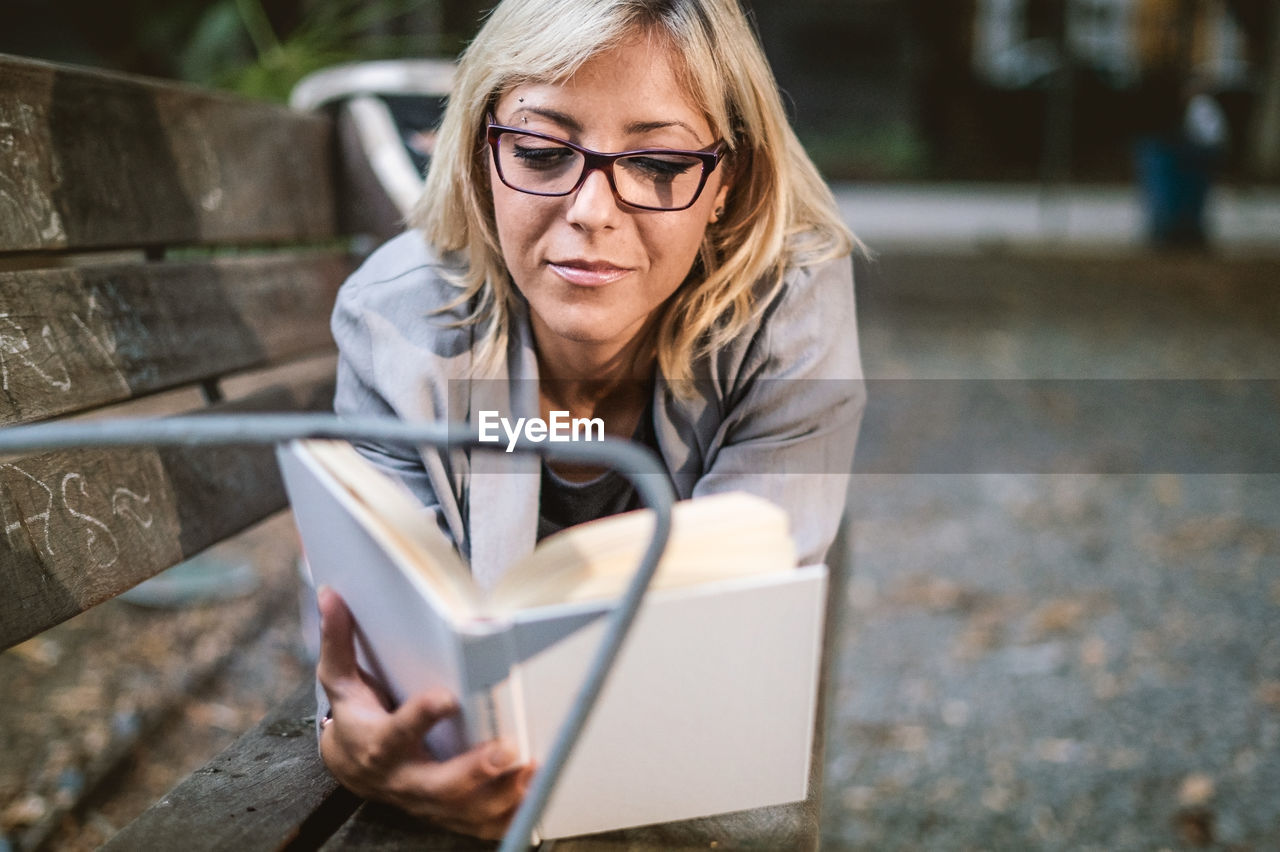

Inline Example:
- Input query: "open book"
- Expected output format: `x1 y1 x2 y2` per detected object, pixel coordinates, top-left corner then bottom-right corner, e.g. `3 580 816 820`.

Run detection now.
277 439 827 839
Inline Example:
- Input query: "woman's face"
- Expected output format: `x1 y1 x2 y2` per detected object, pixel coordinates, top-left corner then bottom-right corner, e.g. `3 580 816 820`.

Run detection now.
488 36 729 359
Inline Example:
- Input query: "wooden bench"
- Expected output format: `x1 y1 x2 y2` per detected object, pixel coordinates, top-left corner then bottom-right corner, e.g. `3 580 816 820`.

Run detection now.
0 53 832 851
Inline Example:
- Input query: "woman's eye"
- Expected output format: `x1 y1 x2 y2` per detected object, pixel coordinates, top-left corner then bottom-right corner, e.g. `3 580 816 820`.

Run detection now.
512 144 576 169
623 155 698 181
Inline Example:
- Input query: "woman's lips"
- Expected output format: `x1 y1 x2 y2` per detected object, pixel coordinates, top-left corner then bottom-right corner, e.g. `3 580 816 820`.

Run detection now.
547 260 632 287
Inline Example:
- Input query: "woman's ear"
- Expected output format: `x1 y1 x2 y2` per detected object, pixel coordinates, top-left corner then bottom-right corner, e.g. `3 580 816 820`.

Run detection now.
707 143 741 224
708 181 731 224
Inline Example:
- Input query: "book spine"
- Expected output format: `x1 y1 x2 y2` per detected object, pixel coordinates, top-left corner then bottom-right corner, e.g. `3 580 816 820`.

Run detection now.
455 622 518 746
464 685 502 744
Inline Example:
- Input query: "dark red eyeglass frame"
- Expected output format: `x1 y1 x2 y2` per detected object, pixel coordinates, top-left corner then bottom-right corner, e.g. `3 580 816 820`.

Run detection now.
485 120 726 212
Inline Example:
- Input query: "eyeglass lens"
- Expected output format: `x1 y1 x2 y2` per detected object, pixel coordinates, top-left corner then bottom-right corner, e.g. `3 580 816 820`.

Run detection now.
495 131 707 210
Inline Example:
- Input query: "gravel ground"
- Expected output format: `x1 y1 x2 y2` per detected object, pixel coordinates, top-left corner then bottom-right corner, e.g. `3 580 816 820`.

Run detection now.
820 251 1280 850
825 474 1280 850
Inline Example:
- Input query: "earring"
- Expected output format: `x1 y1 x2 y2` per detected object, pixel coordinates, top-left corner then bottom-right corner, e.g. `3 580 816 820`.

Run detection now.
712 205 724 223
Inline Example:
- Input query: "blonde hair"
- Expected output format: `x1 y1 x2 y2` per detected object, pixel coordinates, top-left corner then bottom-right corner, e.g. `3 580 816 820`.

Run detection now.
410 0 853 384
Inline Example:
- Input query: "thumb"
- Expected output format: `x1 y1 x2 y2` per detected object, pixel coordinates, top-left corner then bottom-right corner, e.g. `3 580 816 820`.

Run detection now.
316 586 363 699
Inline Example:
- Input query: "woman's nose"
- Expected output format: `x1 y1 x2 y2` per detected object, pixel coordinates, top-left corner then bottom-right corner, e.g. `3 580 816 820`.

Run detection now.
565 167 622 229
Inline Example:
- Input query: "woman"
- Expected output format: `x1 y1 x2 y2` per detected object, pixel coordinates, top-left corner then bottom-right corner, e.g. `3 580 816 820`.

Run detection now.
317 0 865 839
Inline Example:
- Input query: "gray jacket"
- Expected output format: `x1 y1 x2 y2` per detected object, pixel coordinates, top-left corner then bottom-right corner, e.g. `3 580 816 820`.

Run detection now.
332 230 864 587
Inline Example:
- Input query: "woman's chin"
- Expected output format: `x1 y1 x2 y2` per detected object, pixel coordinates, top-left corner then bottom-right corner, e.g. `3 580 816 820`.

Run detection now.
545 322 625 347
533 307 650 352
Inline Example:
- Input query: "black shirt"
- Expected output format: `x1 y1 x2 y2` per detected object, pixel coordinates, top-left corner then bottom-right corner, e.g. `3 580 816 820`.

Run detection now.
536 400 661 541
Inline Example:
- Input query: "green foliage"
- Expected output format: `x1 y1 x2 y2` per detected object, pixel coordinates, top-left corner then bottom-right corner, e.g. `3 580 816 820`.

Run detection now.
178 2 255 85
180 0 445 102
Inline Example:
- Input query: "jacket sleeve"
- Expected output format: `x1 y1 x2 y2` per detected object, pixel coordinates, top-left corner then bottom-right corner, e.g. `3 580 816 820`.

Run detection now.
690 253 865 566
331 275 454 542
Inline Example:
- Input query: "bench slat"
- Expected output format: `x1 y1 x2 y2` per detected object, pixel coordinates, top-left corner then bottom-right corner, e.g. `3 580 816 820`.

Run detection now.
0 379 333 649
317 799 816 851
320 802 492 850
0 53 337 252
102 681 360 852
0 253 345 425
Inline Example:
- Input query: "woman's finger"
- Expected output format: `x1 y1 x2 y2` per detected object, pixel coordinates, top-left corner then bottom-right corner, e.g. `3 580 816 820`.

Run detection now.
316 586 355 669
409 740 525 805
415 765 531 838
383 689 460 755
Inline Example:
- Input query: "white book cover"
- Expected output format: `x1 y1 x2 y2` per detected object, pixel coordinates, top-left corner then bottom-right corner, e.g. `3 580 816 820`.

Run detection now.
276 441 826 839
510 568 825 838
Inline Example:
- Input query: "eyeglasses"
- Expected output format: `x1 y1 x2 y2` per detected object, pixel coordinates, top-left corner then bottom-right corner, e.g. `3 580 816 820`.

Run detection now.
486 120 726 212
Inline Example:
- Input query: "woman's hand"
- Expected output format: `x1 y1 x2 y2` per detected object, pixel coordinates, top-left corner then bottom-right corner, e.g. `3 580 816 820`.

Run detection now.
315 586 534 839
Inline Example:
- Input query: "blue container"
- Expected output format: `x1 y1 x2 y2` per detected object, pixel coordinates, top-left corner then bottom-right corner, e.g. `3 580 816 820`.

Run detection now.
1133 136 1215 248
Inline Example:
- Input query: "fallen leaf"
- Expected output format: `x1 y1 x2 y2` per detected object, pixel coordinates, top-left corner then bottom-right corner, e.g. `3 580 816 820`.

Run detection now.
1255 681 1280 710
1035 738 1081 764
1080 635 1108 668
1107 747 1143 770
1173 807 1215 846
891 574 981 613
1029 598 1088 638
841 786 876 812
930 777 962 803
50 684 103 717
1178 773 1215 807
187 701 242 730
981 785 1012 813
893 725 928 752
954 608 1007 660
1092 672 1121 700
2 793 48 828
7 637 62 668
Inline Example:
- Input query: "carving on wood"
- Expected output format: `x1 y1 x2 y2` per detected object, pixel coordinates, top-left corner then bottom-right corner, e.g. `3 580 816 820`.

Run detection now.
0 311 74 395
158 100 225 218
0 276 143 424
0 93 66 247
0 452 179 573
0 449 184 647
0 255 343 425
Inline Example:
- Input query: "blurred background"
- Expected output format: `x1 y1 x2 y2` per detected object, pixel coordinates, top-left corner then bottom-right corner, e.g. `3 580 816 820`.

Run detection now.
4 0 1279 247
2 0 1279 182
1 1 1278 850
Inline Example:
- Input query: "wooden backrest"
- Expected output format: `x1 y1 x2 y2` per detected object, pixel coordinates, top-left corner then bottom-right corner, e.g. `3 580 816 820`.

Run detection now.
0 54 351 648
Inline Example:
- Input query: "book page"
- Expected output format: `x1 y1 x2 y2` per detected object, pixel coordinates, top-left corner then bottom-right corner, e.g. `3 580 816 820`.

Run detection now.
489 492 796 612
301 440 482 615
300 443 797 616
